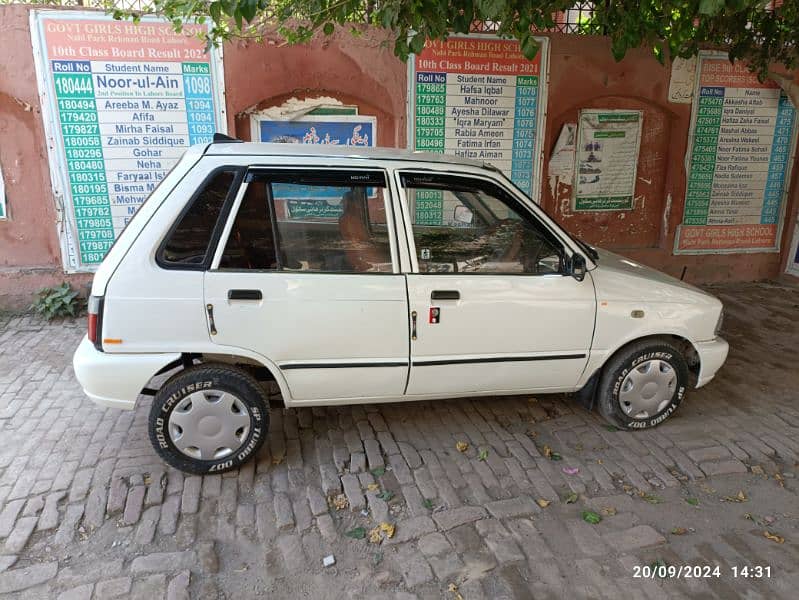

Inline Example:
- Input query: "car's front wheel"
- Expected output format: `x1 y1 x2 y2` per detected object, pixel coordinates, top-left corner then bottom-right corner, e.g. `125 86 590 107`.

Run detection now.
148 363 269 474
597 339 689 430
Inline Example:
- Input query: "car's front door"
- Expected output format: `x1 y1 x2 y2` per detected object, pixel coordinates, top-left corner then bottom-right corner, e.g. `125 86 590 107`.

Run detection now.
204 168 409 402
397 171 596 396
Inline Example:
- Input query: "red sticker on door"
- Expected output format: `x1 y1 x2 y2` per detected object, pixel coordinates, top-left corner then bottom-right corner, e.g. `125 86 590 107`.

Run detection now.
429 307 440 324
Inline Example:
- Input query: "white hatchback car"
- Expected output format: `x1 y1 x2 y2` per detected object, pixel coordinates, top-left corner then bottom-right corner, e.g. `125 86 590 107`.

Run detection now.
73 138 728 474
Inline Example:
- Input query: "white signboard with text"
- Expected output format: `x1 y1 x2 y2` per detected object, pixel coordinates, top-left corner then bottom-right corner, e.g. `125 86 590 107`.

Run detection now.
31 11 226 272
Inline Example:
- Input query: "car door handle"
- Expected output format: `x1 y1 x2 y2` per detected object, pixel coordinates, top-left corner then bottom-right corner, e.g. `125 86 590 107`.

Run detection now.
228 289 262 301
431 290 460 300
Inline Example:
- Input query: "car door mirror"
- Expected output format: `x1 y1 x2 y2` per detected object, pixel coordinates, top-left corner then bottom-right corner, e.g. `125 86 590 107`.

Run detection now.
570 253 587 282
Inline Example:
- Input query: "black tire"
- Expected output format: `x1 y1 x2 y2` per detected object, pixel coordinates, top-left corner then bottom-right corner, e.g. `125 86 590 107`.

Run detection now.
148 363 269 474
597 339 689 430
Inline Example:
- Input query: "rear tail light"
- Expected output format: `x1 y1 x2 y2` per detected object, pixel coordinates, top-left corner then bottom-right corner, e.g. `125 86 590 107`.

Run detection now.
87 295 104 351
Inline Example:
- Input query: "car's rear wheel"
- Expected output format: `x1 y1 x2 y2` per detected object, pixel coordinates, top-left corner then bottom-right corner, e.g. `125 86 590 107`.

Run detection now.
148 363 269 474
597 340 689 430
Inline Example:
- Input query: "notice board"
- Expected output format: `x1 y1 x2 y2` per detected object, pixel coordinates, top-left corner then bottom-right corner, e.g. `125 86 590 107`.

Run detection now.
574 110 643 211
31 11 226 272
252 114 376 147
250 113 377 219
676 53 797 254
409 35 549 223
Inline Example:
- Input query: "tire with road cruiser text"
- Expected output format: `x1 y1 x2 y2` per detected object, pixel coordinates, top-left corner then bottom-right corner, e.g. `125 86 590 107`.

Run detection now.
148 364 269 474
597 340 689 430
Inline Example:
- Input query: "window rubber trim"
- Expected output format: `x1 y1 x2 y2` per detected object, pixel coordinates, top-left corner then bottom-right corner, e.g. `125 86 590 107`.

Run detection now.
222 166 397 275
155 165 246 271
245 168 387 187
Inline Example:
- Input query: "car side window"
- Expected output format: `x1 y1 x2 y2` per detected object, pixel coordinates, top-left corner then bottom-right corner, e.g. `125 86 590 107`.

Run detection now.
219 171 393 273
159 169 238 267
219 180 278 270
402 174 564 275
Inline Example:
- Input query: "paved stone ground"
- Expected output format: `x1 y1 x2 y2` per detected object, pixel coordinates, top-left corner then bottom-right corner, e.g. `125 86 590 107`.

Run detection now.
1 281 798 599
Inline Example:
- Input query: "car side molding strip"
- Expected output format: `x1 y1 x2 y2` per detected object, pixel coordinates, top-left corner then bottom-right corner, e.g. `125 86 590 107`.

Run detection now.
413 354 587 366
279 354 587 370
280 362 409 370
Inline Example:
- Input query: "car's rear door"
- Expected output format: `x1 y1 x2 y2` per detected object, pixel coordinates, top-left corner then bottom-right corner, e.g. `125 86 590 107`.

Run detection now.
204 167 409 402
396 170 596 396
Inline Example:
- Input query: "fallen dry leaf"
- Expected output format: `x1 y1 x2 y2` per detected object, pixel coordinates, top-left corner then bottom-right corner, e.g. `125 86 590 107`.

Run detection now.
764 531 785 544
367 483 379 492
543 445 553 458
638 491 664 504
369 526 382 544
330 494 349 510
775 473 785 487
722 490 748 503
537 498 551 508
448 583 464 600
601 506 617 516
456 441 468 453
751 465 765 475
380 522 395 539
671 527 688 535
272 456 284 465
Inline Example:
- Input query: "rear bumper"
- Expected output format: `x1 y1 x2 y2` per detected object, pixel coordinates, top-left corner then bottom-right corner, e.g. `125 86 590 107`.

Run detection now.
695 336 729 388
72 336 180 410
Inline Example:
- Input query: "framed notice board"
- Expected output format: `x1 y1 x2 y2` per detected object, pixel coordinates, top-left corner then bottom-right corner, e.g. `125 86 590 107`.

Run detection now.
408 35 549 225
30 10 227 272
675 52 797 255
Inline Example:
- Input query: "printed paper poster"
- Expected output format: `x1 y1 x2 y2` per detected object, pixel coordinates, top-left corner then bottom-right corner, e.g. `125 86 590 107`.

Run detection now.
574 110 643 211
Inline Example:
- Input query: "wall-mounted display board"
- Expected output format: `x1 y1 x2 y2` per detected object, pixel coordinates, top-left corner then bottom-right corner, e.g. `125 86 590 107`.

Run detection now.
252 114 375 147
675 53 797 254
408 36 549 224
574 109 643 211
30 11 226 272
250 114 377 219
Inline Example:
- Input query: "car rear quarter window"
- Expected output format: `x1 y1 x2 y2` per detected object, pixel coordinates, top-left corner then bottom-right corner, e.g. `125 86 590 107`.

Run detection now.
158 169 239 268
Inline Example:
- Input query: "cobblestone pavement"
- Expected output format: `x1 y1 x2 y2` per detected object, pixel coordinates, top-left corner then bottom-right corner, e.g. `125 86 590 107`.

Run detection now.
1 282 798 599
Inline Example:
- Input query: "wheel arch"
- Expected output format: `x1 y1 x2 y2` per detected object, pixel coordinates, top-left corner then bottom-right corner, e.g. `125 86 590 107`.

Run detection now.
579 333 700 410
141 347 292 406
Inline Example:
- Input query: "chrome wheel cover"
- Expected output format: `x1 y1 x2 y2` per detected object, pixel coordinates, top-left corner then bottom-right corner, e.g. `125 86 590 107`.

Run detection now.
167 389 251 460
618 359 677 419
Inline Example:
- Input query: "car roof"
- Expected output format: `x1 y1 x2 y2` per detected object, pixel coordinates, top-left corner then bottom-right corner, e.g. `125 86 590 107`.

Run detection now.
203 141 495 170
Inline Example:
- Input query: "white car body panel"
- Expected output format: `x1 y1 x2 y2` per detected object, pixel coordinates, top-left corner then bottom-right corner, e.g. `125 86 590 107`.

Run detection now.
204 272 410 400
73 336 179 410
404 273 595 395
72 143 729 412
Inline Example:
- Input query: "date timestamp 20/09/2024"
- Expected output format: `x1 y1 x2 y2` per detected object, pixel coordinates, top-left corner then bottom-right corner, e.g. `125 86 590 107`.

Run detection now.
633 565 772 579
